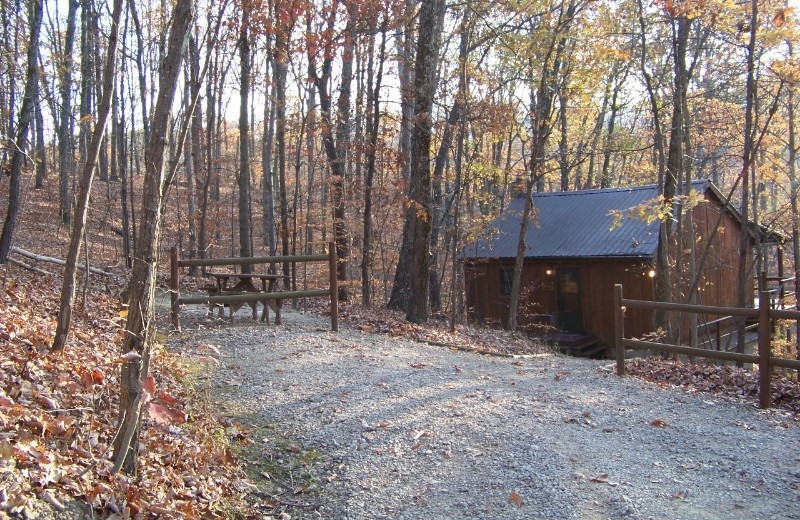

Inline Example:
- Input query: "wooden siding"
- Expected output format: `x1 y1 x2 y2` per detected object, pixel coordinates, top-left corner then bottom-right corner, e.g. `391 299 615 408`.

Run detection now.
688 195 753 309
465 258 655 347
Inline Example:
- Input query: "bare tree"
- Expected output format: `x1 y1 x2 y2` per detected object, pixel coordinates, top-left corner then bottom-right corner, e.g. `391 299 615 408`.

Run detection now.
507 2 579 331
112 0 193 474
52 0 123 352
0 0 43 262
404 0 447 323
362 20 387 306
238 3 253 271
308 4 355 301
57 0 78 224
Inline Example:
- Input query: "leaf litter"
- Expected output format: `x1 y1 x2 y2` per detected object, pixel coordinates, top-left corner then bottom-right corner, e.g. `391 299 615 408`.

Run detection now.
625 357 800 413
0 264 255 517
305 301 552 356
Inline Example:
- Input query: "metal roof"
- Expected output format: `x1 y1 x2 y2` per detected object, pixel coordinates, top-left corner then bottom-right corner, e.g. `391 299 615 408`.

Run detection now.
461 180 713 259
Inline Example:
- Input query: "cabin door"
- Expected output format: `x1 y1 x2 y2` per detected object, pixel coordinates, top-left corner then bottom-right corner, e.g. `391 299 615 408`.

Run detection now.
556 268 583 334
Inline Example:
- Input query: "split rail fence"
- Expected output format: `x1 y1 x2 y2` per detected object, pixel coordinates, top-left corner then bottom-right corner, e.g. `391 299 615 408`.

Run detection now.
169 243 338 332
614 284 800 409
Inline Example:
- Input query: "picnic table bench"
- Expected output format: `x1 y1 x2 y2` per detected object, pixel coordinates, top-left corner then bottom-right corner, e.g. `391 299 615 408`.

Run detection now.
203 272 282 324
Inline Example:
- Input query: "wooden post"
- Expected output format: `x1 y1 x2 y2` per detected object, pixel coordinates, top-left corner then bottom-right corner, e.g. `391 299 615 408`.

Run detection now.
758 288 771 409
329 241 338 332
614 284 625 376
777 248 785 308
170 246 180 331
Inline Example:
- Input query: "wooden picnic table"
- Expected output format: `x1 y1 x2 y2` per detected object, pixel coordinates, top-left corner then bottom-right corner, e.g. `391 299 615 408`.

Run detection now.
206 272 282 323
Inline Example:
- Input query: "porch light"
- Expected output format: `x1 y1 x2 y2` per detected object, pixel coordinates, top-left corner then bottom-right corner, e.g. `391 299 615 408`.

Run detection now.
546 269 552 276
648 269 656 278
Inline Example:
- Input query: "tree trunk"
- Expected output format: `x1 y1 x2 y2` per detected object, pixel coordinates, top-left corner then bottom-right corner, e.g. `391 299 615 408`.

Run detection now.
187 33 201 276
736 0 758 356
558 89 569 191
507 3 576 331
600 68 626 188
429 6 470 312
262 33 276 258
78 0 93 179
112 0 192 475
585 76 610 189
129 0 150 152
397 0 417 181
238 6 253 272
303 17 317 256
275 24 289 286
34 82 46 189
0 0 42 262
58 0 78 224
34 45 46 189
310 10 354 302
199 50 217 266
332 30 354 302
636 0 669 331
362 23 386 306
788 42 800 357
93 7 109 182
118 67 131 264
405 0 446 324
52 0 123 352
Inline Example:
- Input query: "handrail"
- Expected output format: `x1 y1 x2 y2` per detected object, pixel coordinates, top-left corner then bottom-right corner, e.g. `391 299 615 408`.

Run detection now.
178 253 328 267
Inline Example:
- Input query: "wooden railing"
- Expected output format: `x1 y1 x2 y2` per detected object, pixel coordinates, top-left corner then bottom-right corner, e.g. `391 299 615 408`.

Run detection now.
170 242 338 332
613 284 800 409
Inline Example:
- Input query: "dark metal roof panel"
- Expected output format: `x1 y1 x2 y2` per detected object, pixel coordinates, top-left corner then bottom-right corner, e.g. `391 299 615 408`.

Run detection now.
460 183 698 259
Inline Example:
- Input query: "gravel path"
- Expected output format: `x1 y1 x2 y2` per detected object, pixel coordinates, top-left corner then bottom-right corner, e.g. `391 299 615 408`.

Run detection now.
169 308 800 520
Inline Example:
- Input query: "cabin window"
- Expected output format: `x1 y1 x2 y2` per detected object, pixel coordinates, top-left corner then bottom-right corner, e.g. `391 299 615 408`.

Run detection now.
500 268 513 298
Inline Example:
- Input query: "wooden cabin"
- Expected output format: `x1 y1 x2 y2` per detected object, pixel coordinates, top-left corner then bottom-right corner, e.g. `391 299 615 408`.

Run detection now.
461 180 770 356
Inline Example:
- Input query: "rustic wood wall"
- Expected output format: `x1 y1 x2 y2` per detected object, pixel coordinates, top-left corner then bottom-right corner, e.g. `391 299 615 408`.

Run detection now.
465 257 654 347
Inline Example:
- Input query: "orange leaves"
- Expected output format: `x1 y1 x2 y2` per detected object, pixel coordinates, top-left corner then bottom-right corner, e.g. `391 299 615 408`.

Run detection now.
508 490 523 507
626 357 800 413
79 367 106 390
148 403 186 426
0 265 250 518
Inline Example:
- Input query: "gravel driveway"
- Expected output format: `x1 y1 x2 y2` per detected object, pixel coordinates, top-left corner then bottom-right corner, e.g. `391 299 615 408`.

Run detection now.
170 308 800 520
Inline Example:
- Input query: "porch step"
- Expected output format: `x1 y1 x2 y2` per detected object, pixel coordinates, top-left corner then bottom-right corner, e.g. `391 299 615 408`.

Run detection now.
547 333 606 358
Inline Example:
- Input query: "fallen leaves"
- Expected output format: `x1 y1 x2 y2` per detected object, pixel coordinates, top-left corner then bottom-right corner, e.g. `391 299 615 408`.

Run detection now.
0 264 252 518
508 490 523 507
625 357 800 413
148 403 187 426
651 418 668 428
306 301 551 356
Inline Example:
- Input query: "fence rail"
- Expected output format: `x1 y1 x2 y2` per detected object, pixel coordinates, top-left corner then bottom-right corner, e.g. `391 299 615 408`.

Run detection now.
613 284 800 409
170 243 338 332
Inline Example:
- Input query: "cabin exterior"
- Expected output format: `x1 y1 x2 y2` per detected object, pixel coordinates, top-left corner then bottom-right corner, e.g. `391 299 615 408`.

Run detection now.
461 180 758 352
